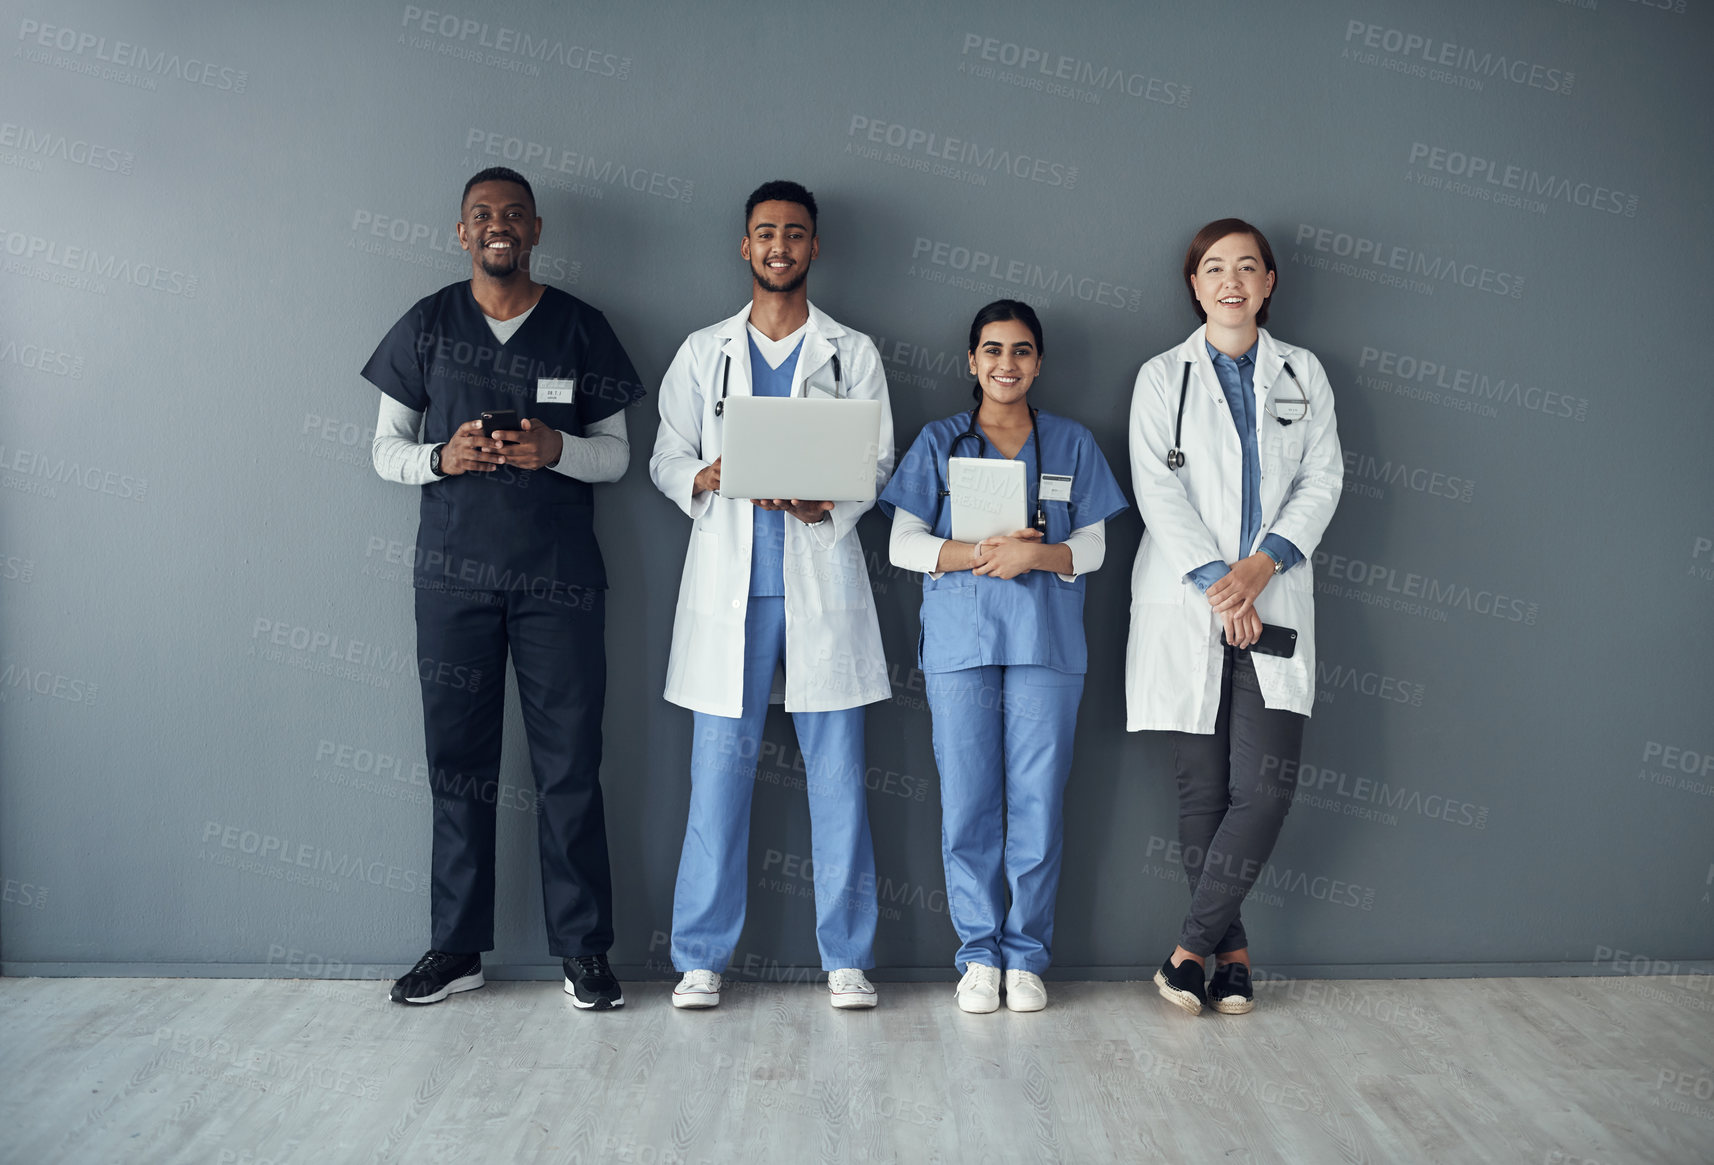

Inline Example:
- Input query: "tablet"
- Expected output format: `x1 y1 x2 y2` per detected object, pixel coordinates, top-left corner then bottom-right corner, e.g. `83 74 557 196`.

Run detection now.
948 456 1027 543
719 396 883 502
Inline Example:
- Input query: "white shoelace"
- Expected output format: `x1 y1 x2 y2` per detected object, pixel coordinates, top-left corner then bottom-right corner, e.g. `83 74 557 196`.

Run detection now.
960 964 1000 992
828 969 873 994
678 970 720 993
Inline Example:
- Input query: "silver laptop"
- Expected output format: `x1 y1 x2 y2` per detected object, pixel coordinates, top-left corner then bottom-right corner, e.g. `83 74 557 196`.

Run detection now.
719 397 883 502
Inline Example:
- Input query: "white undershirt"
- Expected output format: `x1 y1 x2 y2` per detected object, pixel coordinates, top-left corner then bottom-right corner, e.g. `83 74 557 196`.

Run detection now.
369 303 629 486
746 321 809 371
889 510 1106 582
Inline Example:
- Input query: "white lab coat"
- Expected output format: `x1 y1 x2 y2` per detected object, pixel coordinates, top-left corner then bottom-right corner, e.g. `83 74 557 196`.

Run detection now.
1125 325 1343 732
650 301 896 716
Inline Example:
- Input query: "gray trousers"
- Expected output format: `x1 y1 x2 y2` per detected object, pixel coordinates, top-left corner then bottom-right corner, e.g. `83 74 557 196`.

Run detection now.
1171 646 1306 957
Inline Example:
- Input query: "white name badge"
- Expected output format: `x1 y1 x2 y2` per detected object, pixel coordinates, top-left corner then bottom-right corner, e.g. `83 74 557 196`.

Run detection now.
1272 398 1307 422
1039 473 1073 503
537 378 577 405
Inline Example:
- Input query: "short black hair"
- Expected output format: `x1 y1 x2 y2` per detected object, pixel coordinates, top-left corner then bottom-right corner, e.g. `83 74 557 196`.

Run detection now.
744 180 817 233
462 167 535 212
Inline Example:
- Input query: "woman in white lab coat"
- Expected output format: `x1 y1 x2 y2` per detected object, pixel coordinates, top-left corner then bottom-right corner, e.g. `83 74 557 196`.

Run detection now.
1127 218 1342 1017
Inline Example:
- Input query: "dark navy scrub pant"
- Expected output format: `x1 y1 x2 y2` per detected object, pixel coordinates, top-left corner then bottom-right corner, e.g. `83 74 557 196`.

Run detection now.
415 585 613 958
1171 645 1305 957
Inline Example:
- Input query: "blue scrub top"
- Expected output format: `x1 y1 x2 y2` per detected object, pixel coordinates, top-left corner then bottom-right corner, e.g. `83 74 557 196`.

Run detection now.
879 410 1128 675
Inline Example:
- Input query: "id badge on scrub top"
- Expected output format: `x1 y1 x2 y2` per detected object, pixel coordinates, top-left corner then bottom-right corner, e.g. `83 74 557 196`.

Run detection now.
537 378 577 406
1039 474 1072 503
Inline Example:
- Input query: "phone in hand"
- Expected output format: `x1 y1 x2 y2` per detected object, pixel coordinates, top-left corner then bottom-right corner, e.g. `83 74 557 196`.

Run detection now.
1220 622 1298 657
480 409 518 440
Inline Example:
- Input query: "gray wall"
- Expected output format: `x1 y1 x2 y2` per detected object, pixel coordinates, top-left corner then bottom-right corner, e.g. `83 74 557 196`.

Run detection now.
3 0 1710 980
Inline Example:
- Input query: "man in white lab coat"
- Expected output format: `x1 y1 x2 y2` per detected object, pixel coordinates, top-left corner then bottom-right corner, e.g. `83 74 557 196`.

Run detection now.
650 180 895 1010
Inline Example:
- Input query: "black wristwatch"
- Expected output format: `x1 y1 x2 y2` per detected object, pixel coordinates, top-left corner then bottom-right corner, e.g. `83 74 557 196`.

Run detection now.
429 443 448 477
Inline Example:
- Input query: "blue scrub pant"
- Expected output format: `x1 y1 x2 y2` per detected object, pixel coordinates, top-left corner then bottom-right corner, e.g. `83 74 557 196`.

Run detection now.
415 585 612 958
671 596 877 973
925 665 1085 974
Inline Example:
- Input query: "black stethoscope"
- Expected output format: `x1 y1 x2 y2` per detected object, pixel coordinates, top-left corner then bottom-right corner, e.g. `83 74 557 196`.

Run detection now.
1166 357 1308 471
944 405 1049 533
713 352 841 417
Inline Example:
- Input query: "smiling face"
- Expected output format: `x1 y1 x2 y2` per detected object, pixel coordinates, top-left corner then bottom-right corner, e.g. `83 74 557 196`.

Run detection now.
967 318 1042 406
740 200 817 294
457 180 541 278
1189 232 1275 329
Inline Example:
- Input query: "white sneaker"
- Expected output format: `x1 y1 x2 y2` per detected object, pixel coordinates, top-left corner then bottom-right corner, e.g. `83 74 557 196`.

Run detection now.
955 963 1001 1014
671 969 721 1009
828 968 878 1009
1005 969 1047 1012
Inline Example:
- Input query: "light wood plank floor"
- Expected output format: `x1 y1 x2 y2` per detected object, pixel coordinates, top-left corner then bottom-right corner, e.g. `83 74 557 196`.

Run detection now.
2 974 1711 1164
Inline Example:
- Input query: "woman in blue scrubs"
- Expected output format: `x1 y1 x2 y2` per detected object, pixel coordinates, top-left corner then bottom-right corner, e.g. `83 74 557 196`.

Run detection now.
880 300 1127 1013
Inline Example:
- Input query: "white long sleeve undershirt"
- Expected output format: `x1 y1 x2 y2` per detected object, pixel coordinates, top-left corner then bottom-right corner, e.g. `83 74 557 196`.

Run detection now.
370 395 629 485
889 510 1106 582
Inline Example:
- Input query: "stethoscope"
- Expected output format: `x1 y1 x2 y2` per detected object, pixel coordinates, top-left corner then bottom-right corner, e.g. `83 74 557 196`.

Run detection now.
1166 357 1308 471
713 352 841 417
944 405 1049 533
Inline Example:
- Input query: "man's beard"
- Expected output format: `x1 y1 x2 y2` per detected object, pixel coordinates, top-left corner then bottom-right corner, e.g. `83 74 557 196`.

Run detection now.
752 261 807 295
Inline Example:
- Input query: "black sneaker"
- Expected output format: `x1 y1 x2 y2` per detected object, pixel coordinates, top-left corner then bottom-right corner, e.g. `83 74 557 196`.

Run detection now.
1153 956 1208 1016
1208 961 1255 1014
390 950 484 1005
563 954 624 1010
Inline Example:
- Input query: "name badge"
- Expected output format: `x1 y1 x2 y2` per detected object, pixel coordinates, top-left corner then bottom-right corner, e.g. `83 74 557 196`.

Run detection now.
537 378 577 405
1272 398 1307 422
1039 473 1073 503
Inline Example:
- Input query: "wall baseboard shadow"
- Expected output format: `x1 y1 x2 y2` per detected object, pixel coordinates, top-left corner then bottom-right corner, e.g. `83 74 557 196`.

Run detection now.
6 960 1713 982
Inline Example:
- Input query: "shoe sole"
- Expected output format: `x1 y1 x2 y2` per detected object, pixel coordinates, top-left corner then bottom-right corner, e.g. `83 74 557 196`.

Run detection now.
1005 995 1046 1013
671 992 720 1009
1153 970 1204 1016
1210 995 1254 1015
955 992 1000 1014
830 992 878 1009
393 970 484 1005
563 978 624 1010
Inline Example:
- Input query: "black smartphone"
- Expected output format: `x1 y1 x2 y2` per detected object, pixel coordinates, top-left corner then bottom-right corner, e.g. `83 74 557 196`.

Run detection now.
1220 622 1298 658
480 409 518 439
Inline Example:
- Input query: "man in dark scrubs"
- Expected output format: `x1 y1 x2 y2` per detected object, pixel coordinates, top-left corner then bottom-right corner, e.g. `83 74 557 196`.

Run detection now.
363 166 643 1009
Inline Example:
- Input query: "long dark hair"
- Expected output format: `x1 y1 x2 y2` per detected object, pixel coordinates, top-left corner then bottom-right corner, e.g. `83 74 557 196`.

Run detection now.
967 299 1044 404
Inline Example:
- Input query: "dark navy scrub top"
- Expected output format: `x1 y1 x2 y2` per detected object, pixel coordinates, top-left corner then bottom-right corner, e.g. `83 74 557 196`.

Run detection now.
362 282 643 591
879 410 1128 675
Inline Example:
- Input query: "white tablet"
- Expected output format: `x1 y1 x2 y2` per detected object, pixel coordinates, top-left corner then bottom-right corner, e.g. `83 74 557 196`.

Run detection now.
947 456 1027 543
719 396 883 502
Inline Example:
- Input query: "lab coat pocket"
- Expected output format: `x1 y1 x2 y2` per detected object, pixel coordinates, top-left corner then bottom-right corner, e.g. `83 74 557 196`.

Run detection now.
689 530 720 614
1134 536 1186 605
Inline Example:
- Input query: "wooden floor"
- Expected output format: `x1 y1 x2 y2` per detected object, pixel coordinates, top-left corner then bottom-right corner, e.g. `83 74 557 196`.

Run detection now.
2 973 1711 1164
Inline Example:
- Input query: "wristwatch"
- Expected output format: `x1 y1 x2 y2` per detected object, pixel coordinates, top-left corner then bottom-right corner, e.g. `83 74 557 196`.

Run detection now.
1261 547 1284 574
429 443 448 477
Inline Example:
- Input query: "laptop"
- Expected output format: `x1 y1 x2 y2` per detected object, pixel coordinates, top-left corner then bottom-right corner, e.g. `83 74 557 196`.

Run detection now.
719 396 883 503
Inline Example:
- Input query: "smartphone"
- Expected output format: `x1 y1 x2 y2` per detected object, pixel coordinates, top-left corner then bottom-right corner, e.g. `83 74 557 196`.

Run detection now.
1220 622 1298 658
480 409 518 439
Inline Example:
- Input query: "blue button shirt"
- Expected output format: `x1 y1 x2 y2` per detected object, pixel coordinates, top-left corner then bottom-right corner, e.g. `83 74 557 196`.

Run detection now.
1187 341 1302 592
747 334 802 596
